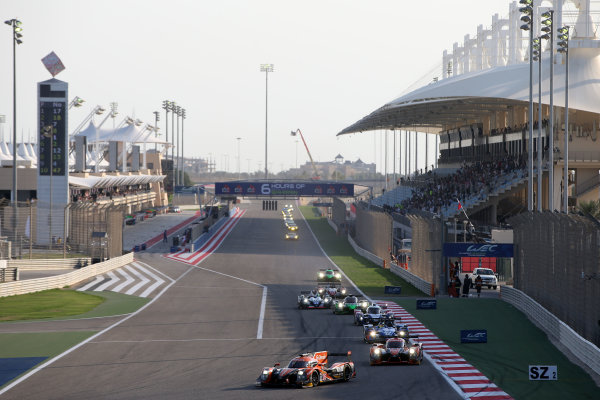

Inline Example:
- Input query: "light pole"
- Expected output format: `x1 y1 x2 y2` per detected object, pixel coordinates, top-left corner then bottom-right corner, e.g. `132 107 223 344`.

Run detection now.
162 100 170 188
260 64 274 179
557 25 569 213
181 108 186 186
236 137 242 180
541 10 554 211
153 111 160 162
5 18 23 240
175 105 181 186
519 0 534 211
533 36 542 211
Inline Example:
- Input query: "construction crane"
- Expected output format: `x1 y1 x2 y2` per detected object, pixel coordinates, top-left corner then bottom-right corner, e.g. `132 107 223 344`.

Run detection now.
290 129 320 179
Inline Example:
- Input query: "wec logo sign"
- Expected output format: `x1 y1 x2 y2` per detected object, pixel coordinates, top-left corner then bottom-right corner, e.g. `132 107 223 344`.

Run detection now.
460 329 487 343
466 244 498 253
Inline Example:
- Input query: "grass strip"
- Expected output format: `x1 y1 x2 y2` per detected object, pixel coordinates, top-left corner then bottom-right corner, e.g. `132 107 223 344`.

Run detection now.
300 205 423 297
0 331 97 358
0 289 104 322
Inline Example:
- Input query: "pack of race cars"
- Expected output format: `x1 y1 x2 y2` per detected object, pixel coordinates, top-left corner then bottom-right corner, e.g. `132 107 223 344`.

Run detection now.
257 266 423 388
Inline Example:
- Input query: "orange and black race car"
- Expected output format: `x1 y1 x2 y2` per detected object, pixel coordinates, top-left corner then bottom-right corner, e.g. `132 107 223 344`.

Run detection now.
256 351 356 388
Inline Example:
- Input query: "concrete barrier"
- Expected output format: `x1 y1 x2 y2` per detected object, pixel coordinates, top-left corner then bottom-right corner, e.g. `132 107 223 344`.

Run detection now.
8 258 92 270
501 286 600 378
0 253 134 297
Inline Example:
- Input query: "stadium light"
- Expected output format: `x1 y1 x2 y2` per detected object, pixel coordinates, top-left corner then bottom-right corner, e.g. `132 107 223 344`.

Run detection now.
542 10 555 211
520 0 534 211
69 96 85 109
533 36 543 211
557 26 569 213
260 64 274 179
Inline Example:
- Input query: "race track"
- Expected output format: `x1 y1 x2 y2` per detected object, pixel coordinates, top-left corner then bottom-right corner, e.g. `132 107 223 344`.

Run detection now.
1 201 462 400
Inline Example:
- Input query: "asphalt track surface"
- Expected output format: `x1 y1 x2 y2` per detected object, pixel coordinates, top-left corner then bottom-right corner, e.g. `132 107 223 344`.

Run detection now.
1 201 462 400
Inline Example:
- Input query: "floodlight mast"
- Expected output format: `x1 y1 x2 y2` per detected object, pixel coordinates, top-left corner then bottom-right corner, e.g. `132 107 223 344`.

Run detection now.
291 129 320 180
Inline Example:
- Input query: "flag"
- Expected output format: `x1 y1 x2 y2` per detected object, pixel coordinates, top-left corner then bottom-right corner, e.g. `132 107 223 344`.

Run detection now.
457 201 462 211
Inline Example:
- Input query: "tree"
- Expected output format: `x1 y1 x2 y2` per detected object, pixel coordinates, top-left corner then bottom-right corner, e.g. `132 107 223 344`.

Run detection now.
577 199 600 220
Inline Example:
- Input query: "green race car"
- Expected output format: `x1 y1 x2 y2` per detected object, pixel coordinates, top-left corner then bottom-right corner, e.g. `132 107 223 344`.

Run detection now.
333 295 369 315
318 268 342 283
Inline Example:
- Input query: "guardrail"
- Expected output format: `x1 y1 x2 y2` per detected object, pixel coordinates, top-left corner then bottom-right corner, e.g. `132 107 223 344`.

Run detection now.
0 267 18 282
389 262 432 296
8 258 92 270
0 253 133 297
501 286 600 378
327 218 338 233
346 234 432 296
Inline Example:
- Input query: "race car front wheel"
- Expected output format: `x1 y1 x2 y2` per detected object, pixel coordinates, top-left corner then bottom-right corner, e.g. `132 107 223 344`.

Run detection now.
311 372 319 387
343 367 351 381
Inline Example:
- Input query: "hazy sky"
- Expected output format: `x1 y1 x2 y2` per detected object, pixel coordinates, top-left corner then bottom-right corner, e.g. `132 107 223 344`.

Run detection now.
1 0 511 174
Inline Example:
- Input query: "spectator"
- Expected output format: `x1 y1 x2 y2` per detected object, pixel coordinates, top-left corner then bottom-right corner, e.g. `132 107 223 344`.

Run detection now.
163 229 168 243
462 274 472 297
475 275 483 298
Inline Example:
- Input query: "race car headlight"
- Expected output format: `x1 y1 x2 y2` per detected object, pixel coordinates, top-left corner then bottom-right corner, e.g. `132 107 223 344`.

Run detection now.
303 299 309 303
337 303 342 308
297 370 304 376
399 331 406 336
409 348 415 354
341 289 346 294
262 369 270 376
370 331 377 337
318 272 325 278
324 298 330 303
374 348 381 355
335 273 341 279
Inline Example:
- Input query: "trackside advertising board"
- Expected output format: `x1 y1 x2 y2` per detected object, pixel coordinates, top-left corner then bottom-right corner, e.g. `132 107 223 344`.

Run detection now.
416 299 437 309
443 243 513 258
460 329 488 343
215 182 354 197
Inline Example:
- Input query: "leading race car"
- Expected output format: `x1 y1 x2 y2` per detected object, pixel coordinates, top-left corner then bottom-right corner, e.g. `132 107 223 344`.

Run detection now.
363 319 410 344
333 295 369 315
298 291 333 309
318 284 347 299
369 337 423 365
354 304 393 326
256 351 356 388
317 268 342 283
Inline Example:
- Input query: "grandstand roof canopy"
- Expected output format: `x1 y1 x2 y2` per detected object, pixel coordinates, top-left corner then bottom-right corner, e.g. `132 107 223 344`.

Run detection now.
338 46 600 136
69 174 165 189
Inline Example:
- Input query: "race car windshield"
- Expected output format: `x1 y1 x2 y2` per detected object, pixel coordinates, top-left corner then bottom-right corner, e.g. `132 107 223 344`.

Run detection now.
287 360 308 368
387 340 405 348
367 307 380 314
346 297 357 303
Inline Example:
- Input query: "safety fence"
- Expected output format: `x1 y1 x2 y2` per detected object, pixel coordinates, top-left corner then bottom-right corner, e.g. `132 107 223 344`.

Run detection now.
501 285 600 378
0 253 133 297
389 262 432 296
7 258 91 270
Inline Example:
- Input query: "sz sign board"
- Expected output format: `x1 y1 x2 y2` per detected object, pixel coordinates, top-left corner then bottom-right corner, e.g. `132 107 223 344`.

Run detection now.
416 299 437 309
528 365 557 381
215 182 354 197
443 243 513 258
460 329 487 343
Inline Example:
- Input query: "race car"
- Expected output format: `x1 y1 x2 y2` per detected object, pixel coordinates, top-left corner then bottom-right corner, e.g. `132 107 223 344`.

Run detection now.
354 304 393 326
369 337 423 365
332 295 370 315
317 268 342 283
318 284 347 299
285 232 299 240
298 291 333 309
256 351 356 388
363 319 410 344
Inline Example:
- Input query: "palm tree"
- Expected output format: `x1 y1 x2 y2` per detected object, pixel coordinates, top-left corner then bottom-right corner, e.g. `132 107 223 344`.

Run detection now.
577 200 600 220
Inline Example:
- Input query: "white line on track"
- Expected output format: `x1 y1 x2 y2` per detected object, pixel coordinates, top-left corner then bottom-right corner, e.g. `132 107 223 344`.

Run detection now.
77 275 104 292
124 263 150 295
138 262 166 298
111 267 135 293
89 336 362 344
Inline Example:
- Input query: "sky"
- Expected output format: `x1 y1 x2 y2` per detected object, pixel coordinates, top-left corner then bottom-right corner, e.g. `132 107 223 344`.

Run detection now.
1 0 512 175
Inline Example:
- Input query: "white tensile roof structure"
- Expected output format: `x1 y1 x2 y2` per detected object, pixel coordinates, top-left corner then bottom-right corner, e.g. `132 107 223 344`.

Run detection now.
68 174 165 189
338 0 600 136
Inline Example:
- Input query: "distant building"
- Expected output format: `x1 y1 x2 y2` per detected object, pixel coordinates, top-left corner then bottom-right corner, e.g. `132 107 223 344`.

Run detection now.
291 155 375 179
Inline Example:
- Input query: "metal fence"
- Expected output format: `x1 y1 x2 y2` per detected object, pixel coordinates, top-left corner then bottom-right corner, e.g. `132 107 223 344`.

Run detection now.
0 200 136 260
353 204 392 261
508 211 600 346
